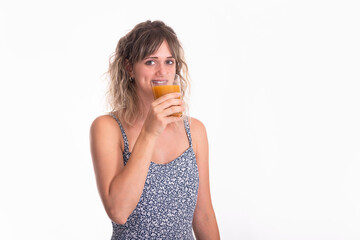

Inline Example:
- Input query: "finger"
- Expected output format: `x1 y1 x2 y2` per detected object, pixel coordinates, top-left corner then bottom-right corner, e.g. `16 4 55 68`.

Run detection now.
152 92 181 105
164 115 183 125
159 105 185 118
155 98 182 112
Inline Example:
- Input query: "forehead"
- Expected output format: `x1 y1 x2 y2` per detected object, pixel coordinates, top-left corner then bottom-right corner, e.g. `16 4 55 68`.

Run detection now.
148 41 173 57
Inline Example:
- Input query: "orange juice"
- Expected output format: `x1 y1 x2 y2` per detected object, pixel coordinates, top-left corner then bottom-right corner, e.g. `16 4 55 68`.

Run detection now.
152 85 182 117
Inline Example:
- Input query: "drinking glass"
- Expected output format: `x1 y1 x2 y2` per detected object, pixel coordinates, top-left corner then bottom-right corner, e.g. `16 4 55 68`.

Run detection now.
151 74 182 117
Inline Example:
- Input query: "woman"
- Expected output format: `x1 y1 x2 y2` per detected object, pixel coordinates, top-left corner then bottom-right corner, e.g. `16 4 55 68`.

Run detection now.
90 20 220 239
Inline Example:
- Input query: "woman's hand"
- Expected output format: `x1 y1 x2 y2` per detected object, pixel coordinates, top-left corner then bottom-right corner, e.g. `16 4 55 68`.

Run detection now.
142 92 184 138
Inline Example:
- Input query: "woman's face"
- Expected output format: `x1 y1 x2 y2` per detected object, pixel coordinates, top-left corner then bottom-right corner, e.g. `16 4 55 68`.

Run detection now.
132 40 176 100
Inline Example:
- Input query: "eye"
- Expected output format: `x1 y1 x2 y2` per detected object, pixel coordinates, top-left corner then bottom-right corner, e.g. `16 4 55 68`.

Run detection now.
145 60 155 65
166 59 175 65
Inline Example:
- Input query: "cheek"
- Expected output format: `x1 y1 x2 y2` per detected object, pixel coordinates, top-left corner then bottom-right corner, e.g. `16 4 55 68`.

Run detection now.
167 65 176 73
134 67 150 79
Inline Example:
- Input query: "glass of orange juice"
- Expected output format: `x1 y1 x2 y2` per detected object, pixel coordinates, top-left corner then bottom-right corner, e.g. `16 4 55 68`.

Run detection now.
151 74 182 117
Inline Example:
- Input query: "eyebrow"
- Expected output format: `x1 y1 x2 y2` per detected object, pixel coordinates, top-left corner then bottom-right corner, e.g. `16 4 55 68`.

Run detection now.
145 56 174 59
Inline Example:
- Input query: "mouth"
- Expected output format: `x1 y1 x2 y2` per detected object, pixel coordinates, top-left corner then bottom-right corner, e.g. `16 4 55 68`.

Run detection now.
151 79 168 86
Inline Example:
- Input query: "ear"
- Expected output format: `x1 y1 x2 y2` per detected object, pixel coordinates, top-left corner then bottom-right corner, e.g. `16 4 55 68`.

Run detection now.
125 60 134 77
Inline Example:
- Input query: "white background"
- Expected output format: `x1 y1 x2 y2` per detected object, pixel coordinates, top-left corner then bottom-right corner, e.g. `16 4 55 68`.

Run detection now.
1 0 360 239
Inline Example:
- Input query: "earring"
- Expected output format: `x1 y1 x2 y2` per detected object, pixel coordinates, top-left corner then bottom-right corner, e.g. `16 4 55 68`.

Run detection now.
130 77 134 82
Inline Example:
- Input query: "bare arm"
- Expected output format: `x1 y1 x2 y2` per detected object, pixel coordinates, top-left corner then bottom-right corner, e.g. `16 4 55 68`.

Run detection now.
90 118 156 224
90 93 184 225
191 118 220 239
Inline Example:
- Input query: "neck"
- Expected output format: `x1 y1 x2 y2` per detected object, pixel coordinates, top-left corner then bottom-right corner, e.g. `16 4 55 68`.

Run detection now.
135 95 152 125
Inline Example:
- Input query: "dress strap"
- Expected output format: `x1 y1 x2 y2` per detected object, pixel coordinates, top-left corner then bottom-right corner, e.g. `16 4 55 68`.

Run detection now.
109 113 129 153
184 117 193 147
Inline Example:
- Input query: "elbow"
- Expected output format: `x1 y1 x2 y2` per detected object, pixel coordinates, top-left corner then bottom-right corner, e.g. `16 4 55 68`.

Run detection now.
108 208 128 225
112 216 128 225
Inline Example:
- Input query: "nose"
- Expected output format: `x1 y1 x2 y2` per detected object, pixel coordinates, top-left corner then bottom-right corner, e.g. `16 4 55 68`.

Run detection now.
156 62 167 77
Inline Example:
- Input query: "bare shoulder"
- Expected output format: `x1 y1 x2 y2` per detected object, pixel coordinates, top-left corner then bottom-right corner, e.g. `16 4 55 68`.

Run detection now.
91 114 119 132
188 117 208 154
90 114 123 151
188 117 207 136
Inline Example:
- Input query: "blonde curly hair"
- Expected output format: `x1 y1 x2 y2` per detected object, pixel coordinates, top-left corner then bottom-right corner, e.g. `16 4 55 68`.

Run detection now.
106 20 190 126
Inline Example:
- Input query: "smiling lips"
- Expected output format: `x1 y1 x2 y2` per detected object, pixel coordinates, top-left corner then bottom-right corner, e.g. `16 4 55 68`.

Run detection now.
151 79 168 86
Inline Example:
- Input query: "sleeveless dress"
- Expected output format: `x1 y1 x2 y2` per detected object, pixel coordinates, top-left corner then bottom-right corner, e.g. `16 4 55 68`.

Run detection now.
110 114 199 240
